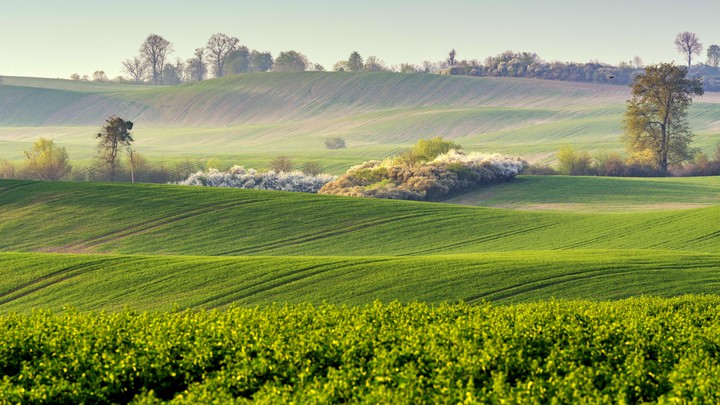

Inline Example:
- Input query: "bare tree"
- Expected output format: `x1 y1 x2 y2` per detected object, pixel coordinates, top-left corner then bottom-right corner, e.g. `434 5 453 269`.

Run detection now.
674 32 703 68
140 34 173 85
122 57 148 83
632 55 643 69
206 33 239 78
708 45 720 68
186 48 208 82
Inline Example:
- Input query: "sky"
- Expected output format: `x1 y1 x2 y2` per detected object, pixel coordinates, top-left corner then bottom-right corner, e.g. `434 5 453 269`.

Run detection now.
1 0 719 79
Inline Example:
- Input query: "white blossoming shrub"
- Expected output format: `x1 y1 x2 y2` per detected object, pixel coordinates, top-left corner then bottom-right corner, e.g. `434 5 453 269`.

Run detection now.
319 149 526 201
178 166 336 193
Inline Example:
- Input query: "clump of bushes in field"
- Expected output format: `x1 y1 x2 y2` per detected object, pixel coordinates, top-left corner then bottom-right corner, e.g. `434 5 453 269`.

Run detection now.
552 143 720 177
319 138 526 200
178 165 336 193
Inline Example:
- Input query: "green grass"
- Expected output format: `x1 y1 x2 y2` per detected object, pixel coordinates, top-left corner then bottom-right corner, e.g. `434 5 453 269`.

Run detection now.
2 179 720 256
2 72 718 170
2 250 720 312
443 175 720 211
1 177 720 312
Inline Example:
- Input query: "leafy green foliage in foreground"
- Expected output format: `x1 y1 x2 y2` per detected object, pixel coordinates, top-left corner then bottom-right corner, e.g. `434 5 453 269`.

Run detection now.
2 297 720 403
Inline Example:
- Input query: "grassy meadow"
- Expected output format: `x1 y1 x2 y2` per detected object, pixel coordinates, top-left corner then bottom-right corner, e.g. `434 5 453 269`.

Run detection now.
2 72 719 171
1 177 720 312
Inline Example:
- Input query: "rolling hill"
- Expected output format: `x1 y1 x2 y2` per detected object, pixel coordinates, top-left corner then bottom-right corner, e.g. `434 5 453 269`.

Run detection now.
2 73 719 169
1 178 720 312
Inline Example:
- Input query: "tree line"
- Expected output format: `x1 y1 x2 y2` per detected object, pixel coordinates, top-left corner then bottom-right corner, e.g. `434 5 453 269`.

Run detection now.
68 31 720 91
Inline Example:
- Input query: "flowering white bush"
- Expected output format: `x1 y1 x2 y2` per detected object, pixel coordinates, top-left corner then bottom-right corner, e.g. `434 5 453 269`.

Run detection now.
320 149 527 201
432 150 526 178
178 166 336 193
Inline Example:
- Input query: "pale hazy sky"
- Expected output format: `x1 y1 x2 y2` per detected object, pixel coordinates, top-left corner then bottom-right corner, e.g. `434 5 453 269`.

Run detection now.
1 0 718 79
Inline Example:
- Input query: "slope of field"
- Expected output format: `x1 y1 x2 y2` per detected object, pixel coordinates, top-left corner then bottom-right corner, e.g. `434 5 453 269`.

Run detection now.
2 250 720 312
2 73 719 168
443 175 720 211
2 180 720 256
2 177 720 311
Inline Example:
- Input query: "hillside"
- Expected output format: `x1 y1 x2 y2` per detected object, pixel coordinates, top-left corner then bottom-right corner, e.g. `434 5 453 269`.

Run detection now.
2 177 720 312
2 73 719 167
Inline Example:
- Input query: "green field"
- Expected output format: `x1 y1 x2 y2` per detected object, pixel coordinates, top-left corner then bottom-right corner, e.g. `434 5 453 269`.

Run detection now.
1 177 720 312
3 297 720 403
2 73 719 171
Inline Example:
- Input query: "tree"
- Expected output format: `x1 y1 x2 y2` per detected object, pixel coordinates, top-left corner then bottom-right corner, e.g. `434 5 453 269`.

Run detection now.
270 155 294 172
206 33 239 78
122 57 148 83
348 51 364 72
226 46 250 74
274 51 308 72
632 55 643 69
301 161 323 176
23 138 72 181
186 48 207 82
448 49 457 66
556 145 593 175
364 56 385 72
96 116 135 182
162 63 182 85
250 51 273 72
707 45 720 68
324 137 346 149
140 34 173 85
92 70 108 82
69 73 80 81
623 63 703 173
674 32 702 67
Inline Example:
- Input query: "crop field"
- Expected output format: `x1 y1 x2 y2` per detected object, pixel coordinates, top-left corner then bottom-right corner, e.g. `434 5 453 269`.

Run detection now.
2 73 719 170
1 177 720 314
3 297 720 403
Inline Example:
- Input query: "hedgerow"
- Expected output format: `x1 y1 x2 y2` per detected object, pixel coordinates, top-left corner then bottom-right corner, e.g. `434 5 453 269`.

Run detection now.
319 150 526 200
2 297 720 403
178 166 335 193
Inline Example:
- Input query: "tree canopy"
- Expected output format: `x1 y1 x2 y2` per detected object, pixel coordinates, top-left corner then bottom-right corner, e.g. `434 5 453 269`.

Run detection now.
623 63 703 173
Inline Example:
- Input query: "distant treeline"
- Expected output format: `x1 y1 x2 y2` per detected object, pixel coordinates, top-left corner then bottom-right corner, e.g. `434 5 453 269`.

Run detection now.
441 51 720 91
67 32 720 91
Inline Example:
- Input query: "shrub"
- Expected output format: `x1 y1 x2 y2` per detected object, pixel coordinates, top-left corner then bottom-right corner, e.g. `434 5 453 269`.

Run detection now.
594 151 628 176
301 161 323 176
179 166 335 193
324 137 347 149
319 149 526 201
270 155 294 173
557 145 594 175
23 138 72 181
0 159 17 179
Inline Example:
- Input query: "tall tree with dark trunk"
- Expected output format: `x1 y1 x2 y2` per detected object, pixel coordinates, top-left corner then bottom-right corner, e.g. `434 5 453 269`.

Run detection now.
97 116 134 182
623 63 703 173
674 32 702 68
206 33 239 78
140 34 173 85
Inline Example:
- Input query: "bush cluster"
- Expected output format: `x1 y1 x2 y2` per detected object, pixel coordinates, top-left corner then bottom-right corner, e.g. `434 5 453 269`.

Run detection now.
555 144 720 177
319 150 526 200
178 166 336 193
3 297 720 403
